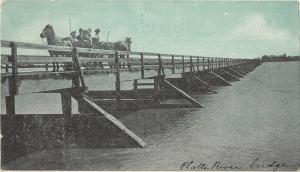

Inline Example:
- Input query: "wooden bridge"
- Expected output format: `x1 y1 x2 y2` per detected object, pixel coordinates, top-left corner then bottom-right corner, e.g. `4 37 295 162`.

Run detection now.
1 40 261 163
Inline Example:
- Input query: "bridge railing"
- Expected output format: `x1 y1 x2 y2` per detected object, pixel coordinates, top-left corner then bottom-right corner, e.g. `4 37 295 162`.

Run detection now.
1 40 260 115
1 40 251 69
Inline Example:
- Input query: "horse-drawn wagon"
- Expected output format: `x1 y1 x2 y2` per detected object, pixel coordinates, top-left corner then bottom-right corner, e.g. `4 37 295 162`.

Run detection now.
40 24 132 71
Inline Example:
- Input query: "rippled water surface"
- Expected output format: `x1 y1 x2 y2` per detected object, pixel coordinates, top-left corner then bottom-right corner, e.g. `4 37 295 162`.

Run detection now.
2 62 300 170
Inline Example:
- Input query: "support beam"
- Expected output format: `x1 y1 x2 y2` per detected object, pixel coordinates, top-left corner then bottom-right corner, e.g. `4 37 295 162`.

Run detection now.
163 80 203 108
209 71 232 86
226 67 244 78
191 72 217 93
232 66 248 75
77 93 146 148
220 69 240 81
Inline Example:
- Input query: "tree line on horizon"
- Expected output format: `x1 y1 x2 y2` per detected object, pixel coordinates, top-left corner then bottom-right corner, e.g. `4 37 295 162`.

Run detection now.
261 53 300 62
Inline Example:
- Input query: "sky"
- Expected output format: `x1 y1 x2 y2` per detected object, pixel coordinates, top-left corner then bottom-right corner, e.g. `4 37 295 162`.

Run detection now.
1 0 299 58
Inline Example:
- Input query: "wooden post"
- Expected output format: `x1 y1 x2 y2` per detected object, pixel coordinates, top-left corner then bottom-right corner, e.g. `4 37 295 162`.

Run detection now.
6 42 18 115
153 77 159 103
197 57 199 71
211 58 214 70
133 79 138 90
202 57 205 70
115 51 121 103
5 65 9 73
207 58 210 71
190 56 193 72
171 55 175 74
182 56 185 73
158 54 162 78
140 53 145 78
61 92 72 117
72 47 86 90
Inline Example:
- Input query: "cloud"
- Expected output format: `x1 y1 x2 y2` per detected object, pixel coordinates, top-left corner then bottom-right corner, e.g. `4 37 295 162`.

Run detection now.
228 13 292 41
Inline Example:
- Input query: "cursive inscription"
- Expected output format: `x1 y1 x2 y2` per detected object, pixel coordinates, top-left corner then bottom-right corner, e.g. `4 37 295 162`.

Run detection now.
249 157 288 171
180 157 289 171
180 160 242 170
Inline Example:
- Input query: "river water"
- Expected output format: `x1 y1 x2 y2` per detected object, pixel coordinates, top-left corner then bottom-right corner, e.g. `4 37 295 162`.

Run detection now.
2 61 300 170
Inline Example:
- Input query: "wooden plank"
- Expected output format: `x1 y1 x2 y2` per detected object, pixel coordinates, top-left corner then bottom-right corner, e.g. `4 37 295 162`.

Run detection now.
159 103 196 108
220 69 240 81
163 80 203 108
1 70 75 78
232 67 248 75
225 67 244 78
79 93 146 147
1 54 121 64
209 71 232 86
1 41 254 63
191 72 217 93
136 83 154 86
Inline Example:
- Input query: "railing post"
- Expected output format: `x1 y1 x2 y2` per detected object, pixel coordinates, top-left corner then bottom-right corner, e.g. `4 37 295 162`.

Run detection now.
171 55 175 74
158 54 162 78
182 56 185 73
190 56 193 72
72 47 86 91
6 42 18 115
207 58 210 71
5 64 9 73
202 57 205 70
222 59 224 68
115 51 121 103
197 57 199 71
211 58 214 70
140 53 144 78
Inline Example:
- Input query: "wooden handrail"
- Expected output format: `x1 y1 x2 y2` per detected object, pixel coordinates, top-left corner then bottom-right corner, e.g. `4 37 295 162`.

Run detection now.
1 40 252 60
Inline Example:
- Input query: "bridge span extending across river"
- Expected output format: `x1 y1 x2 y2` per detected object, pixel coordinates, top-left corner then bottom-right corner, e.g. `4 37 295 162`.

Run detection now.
1 40 261 163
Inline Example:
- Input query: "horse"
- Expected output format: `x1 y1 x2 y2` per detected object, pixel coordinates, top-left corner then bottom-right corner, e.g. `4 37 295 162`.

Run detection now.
40 24 73 71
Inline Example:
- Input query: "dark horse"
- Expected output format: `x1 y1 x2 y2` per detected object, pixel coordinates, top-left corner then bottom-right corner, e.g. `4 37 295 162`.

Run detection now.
40 24 73 71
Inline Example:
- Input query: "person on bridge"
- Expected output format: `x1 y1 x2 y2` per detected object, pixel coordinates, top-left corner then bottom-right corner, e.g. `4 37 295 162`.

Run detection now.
82 28 92 46
76 28 84 41
70 31 76 43
92 28 101 45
